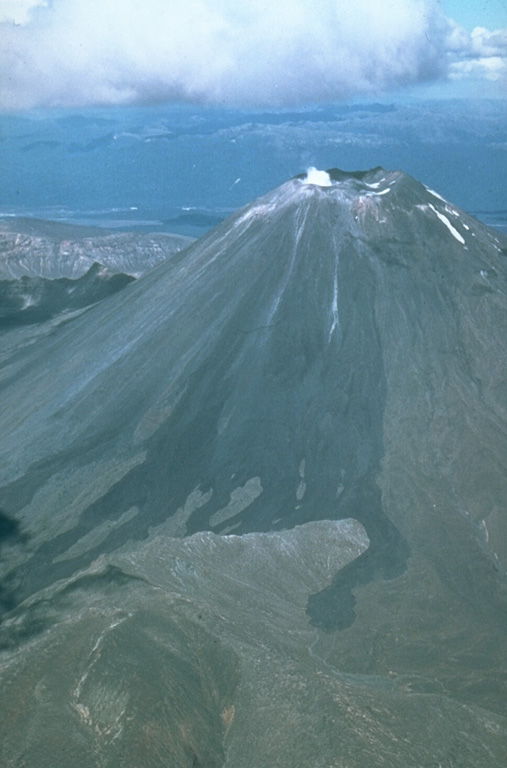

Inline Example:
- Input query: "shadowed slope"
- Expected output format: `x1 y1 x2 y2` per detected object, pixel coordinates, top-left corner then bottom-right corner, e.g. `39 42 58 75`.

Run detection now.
0 264 135 329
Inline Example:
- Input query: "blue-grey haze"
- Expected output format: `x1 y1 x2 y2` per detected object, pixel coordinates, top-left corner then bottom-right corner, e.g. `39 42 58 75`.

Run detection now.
1 99 506 236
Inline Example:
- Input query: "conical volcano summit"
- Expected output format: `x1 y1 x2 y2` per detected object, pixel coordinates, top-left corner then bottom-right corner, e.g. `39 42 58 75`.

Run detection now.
1 168 507 767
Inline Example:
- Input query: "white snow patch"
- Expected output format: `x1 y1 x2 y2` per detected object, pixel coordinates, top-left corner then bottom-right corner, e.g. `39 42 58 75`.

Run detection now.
364 187 390 199
479 520 489 544
329 267 339 340
304 167 332 187
329 231 340 341
463 223 470 230
365 180 385 189
480 270 488 278
426 186 448 203
21 294 36 309
428 204 466 245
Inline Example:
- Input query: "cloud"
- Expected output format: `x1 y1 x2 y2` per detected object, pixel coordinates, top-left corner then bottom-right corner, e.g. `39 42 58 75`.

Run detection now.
470 26 507 58
0 0 457 110
450 55 506 82
0 0 503 111
0 0 47 25
447 21 507 83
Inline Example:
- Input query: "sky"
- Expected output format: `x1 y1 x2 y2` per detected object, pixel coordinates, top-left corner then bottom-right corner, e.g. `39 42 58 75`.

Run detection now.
441 0 506 30
0 1 505 110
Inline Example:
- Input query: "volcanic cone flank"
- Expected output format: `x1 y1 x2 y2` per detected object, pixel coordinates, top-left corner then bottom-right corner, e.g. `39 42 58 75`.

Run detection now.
1 168 507 767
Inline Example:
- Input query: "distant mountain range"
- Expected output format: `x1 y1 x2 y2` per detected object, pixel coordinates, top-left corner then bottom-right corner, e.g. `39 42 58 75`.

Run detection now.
0 168 506 767
1 100 506 232
0 218 194 328
0 217 194 278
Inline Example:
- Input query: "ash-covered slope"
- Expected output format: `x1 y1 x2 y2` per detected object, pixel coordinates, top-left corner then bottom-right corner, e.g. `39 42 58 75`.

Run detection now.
2 168 506 576
1 168 507 765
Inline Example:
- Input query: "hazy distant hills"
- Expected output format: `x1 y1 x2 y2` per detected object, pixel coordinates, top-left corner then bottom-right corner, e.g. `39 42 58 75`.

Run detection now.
0 217 194 278
1 168 507 766
1 101 506 232
0 217 194 330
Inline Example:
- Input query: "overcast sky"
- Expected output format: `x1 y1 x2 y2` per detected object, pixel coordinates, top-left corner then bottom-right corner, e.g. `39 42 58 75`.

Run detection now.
0 0 505 110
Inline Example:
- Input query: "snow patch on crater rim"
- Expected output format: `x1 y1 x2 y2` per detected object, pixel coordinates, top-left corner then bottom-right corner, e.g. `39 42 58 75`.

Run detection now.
303 167 333 187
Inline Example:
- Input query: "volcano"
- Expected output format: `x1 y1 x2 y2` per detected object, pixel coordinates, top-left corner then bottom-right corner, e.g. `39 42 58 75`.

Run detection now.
1 168 507 767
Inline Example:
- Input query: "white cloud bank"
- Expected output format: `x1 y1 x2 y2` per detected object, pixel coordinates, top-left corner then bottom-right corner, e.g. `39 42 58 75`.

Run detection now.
0 0 504 110
447 24 507 83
